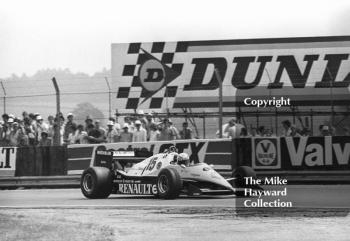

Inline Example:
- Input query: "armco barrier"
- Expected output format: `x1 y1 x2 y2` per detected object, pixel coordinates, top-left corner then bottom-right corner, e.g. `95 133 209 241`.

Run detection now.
14 146 67 177
1 136 350 187
0 175 80 188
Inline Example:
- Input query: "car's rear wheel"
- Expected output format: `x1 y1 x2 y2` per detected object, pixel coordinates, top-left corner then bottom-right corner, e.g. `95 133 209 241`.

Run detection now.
157 168 182 199
232 166 258 197
81 167 113 199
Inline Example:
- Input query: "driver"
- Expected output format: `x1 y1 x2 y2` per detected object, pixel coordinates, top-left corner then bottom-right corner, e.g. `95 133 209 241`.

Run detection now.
177 153 190 166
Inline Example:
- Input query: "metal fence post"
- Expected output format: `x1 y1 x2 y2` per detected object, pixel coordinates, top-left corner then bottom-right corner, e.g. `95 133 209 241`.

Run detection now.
214 68 223 138
52 77 61 145
104 77 112 119
0 81 6 113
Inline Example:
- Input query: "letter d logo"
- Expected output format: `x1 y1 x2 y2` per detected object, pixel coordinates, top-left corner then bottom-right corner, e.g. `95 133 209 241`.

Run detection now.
139 59 165 91
144 68 164 83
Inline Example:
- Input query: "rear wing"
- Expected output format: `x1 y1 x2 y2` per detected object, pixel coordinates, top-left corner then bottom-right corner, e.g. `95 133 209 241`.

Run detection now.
94 149 153 169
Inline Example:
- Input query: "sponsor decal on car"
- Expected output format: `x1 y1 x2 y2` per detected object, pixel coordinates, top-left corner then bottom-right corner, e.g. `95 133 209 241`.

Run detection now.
114 177 158 195
117 183 157 195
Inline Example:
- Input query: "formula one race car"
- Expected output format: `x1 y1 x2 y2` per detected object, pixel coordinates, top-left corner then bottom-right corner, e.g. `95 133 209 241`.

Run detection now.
81 146 261 199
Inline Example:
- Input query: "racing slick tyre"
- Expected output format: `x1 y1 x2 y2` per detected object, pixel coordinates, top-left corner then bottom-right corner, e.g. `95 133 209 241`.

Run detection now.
157 168 182 199
232 166 258 197
81 167 113 199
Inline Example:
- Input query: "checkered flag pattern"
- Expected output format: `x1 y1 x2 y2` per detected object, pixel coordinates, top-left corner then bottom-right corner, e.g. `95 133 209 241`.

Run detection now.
116 42 186 109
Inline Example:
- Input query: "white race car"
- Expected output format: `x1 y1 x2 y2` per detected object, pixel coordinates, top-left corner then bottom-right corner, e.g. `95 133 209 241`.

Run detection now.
81 146 261 199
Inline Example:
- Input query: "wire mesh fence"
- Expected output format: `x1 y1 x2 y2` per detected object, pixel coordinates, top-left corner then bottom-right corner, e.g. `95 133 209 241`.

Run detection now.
0 75 350 139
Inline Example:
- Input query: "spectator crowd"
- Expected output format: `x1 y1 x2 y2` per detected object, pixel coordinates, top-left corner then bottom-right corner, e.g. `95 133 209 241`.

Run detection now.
0 111 194 147
0 110 347 147
219 117 347 138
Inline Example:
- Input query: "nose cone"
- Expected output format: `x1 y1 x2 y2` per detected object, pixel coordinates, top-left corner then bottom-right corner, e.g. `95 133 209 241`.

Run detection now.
209 170 235 191
200 164 234 191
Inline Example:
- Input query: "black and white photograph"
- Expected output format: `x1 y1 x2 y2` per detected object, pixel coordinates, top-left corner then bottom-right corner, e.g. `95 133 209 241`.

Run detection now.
1 0 350 240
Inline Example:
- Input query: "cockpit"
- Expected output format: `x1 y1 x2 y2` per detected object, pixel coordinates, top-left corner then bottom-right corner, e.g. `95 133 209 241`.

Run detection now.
165 146 191 167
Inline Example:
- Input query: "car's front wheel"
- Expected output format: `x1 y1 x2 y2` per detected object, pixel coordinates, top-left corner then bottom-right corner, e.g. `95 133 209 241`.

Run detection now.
157 168 182 199
81 167 113 199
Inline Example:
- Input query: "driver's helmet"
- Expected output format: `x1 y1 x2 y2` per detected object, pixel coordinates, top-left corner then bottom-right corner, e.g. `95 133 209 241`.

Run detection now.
177 153 190 166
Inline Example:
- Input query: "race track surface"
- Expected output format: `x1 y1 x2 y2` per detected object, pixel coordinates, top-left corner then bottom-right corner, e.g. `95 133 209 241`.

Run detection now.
1 186 350 241
1 185 350 209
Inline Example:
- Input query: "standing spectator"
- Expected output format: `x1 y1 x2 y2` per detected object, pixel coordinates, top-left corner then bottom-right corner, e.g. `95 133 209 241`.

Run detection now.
17 127 29 147
124 116 135 133
31 113 39 133
9 122 20 146
37 131 52 146
149 123 160 141
106 121 119 143
28 113 36 126
85 117 93 131
119 124 132 142
24 122 36 146
217 118 236 138
226 118 245 138
1 117 11 145
63 113 77 143
132 120 147 142
67 125 78 144
3 118 14 145
137 110 148 127
36 115 49 141
109 117 121 132
86 124 105 143
168 119 180 140
282 120 292 136
180 122 192 139
145 113 154 140
145 113 154 124
94 120 106 137
158 119 172 141
75 124 88 144
2 114 9 124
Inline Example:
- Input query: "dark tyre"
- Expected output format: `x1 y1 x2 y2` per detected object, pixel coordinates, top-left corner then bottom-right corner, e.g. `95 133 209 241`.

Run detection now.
232 166 258 197
81 167 113 199
157 168 182 199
